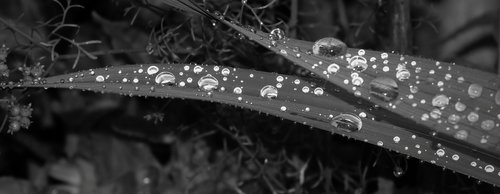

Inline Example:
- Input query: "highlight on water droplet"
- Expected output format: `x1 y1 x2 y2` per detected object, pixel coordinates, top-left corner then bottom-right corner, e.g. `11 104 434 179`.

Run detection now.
369 77 399 102
327 63 340 74
147 65 159 75
155 71 176 85
431 94 449 108
348 56 368 72
468 83 483 98
198 74 219 91
269 28 285 41
330 113 362 132
260 85 278 99
312 37 347 57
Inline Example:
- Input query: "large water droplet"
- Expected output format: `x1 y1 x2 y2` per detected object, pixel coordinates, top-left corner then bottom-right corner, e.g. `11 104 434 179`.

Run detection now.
431 94 449 108
468 83 483 98
155 72 175 84
348 56 368 72
312 37 347 57
331 113 362 132
269 28 285 41
198 74 219 91
369 77 399 102
327 63 340 74
260 85 278 99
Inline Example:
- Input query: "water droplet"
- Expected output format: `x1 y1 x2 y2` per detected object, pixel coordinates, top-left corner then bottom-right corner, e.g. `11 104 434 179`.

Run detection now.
193 66 204 74
485 165 495 173
468 83 483 98
393 136 400 143
327 63 340 74
312 37 347 57
436 149 445 157
302 86 310 93
96 75 105 82
369 77 399 102
481 120 495 130
331 113 362 132
352 76 364 86
233 87 242 94
377 141 384 146
314 87 324 96
431 94 449 108
198 74 219 91
155 72 176 84
260 85 278 99
467 112 479 122
269 28 285 41
396 69 411 81
221 68 230 76
348 56 368 72
454 130 468 140
455 102 466 112
430 109 442 119
393 166 405 177
147 66 159 75
452 154 459 161
409 85 418 93
280 106 287 112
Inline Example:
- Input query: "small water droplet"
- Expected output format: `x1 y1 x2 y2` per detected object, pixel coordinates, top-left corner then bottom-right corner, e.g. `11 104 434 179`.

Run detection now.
455 102 466 112
396 69 411 81
96 75 105 82
393 136 400 143
348 56 368 72
352 76 364 86
193 66 204 74
280 106 287 112
314 87 324 96
448 114 460 124
327 63 340 74
454 130 468 140
302 86 310 93
198 74 219 91
221 68 230 76
147 66 159 75
431 94 449 108
155 72 176 84
468 83 483 98
233 87 242 94
331 113 362 132
269 28 285 41
369 77 399 102
260 85 278 99
436 149 445 157
485 165 495 173
452 154 459 161
467 112 479 122
312 37 347 57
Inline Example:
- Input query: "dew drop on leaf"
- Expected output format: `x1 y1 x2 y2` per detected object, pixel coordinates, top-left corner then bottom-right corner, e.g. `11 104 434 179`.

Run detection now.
331 113 362 132
396 69 411 81
233 87 242 94
348 56 368 72
221 68 230 76
312 37 347 57
369 77 399 102
260 85 278 99
313 87 324 96
155 72 175 84
269 28 285 41
327 63 340 74
198 74 219 91
147 66 159 75
431 94 449 108
95 75 105 82
467 83 483 98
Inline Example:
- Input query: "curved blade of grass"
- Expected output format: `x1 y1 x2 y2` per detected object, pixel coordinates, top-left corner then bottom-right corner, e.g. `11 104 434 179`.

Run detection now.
161 0 500 185
4 63 500 185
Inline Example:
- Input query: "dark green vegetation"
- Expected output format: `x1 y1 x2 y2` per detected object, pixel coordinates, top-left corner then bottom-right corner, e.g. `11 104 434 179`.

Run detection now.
0 0 499 193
